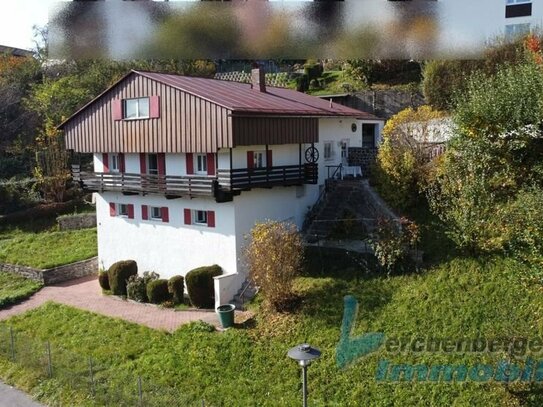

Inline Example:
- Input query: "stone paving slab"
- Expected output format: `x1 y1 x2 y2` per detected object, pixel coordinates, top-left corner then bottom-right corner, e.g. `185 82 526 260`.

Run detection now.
0 275 223 332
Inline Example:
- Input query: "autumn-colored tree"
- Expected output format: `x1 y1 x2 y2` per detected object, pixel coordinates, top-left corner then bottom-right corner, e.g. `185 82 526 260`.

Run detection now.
244 221 303 312
373 105 447 211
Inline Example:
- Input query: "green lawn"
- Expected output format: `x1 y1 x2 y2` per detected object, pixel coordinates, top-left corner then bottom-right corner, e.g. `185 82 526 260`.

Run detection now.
0 213 97 269
0 273 42 308
0 249 542 406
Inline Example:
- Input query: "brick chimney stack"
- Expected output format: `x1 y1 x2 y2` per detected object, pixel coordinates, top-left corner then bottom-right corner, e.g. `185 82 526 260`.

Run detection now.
251 68 266 93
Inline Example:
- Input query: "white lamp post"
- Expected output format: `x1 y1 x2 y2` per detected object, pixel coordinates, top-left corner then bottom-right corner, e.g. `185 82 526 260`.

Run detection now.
287 343 322 407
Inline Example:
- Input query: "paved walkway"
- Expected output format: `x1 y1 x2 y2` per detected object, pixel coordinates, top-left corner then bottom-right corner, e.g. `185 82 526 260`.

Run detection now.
0 380 43 407
0 275 221 332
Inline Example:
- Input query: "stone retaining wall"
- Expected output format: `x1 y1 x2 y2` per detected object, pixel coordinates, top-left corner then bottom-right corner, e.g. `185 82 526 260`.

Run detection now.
348 147 378 176
57 213 96 231
0 257 98 285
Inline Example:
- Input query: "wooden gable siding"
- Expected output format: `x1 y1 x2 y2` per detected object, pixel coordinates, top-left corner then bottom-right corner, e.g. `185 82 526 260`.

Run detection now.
232 116 318 146
63 74 233 153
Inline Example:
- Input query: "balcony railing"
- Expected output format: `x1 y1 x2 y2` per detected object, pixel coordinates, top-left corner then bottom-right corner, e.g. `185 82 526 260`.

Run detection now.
72 163 318 199
71 165 215 198
217 163 318 191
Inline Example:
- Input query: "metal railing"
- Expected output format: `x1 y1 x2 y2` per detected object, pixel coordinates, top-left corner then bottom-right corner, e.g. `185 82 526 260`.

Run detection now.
326 164 342 180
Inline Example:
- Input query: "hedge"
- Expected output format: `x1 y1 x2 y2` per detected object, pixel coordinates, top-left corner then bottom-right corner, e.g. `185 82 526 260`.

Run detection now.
147 279 170 304
168 275 185 305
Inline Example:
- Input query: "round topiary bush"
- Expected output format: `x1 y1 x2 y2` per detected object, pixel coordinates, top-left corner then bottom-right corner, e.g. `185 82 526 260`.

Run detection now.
168 275 185 305
147 279 170 304
98 272 110 291
108 260 138 296
185 265 222 309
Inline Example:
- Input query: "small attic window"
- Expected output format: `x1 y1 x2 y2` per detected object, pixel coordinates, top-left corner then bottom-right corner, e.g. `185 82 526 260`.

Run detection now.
124 97 149 119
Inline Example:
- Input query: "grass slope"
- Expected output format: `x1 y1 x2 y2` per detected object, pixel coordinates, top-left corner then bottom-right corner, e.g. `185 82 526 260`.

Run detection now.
0 273 42 308
0 212 97 269
1 251 542 406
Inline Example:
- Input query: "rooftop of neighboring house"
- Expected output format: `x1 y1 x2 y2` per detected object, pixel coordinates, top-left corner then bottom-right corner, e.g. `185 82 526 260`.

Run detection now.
0 45 33 58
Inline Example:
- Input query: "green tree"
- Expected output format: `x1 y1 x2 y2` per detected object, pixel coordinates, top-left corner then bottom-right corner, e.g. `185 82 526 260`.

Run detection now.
427 58 543 253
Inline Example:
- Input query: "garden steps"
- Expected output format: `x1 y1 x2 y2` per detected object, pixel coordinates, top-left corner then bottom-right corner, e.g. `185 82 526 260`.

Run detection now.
305 179 375 240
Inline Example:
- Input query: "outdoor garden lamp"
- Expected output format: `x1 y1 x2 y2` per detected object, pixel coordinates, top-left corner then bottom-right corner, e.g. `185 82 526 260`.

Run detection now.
288 343 322 407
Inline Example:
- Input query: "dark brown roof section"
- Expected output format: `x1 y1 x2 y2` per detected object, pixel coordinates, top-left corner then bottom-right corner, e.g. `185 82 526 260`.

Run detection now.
135 71 381 119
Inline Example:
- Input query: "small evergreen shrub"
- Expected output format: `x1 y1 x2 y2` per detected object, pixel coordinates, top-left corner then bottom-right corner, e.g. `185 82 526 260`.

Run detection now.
108 260 138 296
98 271 110 291
127 275 147 302
147 279 170 304
168 275 185 305
186 265 222 309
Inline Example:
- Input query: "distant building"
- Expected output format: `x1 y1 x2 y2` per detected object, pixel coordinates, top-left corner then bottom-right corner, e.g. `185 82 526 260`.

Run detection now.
0 45 33 58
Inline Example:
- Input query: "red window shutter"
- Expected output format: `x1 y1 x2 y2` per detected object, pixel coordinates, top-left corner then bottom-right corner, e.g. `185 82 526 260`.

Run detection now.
186 153 194 175
184 209 192 225
109 202 116 217
158 153 166 176
119 153 126 173
112 99 123 121
127 204 134 219
267 150 273 168
162 207 169 223
142 205 148 220
139 153 147 174
103 153 109 173
247 151 254 169
207 211 215 228
149 95 160 118
206 153 216 176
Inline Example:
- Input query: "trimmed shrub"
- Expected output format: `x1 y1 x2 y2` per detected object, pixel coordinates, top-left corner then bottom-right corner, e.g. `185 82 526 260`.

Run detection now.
108 260 138 296
147 279 170 304
168 275 185 305
186 265 222 309
98 271 110 291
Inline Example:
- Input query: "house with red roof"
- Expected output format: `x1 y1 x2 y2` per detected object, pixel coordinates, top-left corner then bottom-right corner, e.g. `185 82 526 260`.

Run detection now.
60 68 383 307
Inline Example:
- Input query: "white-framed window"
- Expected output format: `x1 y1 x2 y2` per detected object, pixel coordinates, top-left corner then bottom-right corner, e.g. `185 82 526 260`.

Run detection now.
150 206 162 220
196 154 207 174
323 141 334 161
505 23 531 38
117 203 128 217
147 153 158 175
506 0 531 5
110 153 120 173
253 151 266 168
124 97 149 120
194 210 208 225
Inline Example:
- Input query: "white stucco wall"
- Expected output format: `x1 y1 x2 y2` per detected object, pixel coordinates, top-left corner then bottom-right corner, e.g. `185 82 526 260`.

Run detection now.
95 192 237 280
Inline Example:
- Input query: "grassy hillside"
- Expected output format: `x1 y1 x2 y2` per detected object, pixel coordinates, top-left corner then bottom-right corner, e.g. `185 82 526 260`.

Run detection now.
0 250 541 406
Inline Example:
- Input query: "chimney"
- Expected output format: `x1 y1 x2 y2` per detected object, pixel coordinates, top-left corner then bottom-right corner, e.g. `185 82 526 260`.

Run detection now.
251 68 266 93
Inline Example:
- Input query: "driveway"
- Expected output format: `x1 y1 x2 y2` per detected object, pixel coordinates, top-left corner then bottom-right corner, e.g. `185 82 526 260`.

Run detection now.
0 275 221 332
0 380 43 407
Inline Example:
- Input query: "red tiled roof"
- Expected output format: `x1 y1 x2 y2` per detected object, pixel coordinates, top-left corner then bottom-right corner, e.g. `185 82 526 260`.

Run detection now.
135 71 381 120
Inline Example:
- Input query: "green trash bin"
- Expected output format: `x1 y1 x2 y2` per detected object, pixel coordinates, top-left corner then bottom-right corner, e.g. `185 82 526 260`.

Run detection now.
216 304 236 328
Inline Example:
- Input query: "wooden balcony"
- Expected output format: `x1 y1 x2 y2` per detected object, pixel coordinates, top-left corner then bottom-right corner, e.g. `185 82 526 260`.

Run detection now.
72 163 318 200
217 163 318 191
71 165 215 198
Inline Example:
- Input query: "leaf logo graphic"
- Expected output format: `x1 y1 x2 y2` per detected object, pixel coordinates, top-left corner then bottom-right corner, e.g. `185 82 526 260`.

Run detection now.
336 295 385 369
